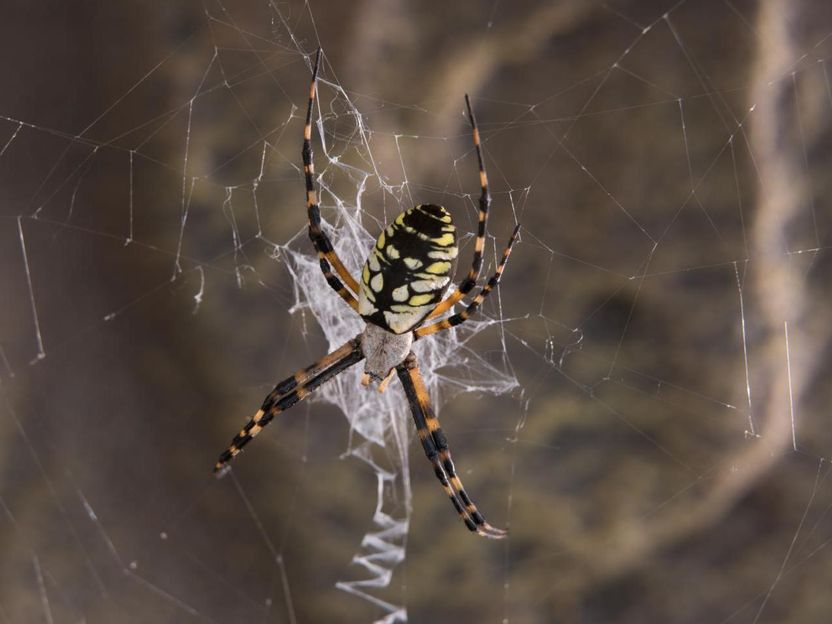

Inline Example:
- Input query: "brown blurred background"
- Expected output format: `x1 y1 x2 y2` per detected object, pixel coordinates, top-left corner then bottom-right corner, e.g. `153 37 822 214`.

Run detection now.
2 0 832 622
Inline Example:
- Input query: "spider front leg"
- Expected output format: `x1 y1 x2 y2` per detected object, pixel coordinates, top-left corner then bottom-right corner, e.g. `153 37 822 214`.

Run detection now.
397 353 507 539
416 223 520 338
303 48 360 311
215 337 364 472
426 94 491 322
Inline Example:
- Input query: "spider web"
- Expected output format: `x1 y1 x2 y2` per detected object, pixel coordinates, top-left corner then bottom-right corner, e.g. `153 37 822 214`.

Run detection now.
277 67 517 617
2 0 832 622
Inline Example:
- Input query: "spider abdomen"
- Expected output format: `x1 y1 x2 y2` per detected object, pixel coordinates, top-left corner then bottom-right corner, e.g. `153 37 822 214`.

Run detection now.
359 204 458 334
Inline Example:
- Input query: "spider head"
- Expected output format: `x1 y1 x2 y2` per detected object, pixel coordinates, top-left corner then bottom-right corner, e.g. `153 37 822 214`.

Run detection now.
360 324 413 393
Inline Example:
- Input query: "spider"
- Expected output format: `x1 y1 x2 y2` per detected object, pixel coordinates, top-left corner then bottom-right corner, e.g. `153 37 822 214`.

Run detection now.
214 49 520 539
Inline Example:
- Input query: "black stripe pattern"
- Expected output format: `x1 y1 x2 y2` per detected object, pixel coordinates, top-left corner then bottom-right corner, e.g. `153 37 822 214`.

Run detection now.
359 204 458 334
214 338 364 472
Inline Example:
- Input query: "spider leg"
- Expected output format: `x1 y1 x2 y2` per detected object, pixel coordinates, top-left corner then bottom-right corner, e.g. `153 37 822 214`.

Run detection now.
415 223 520 339
425 94 490 322
303 48 360 311
214 336 364 472
396 353 507 539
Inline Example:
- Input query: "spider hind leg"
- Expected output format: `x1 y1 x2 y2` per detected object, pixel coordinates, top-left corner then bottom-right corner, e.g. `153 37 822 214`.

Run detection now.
397 353 507 539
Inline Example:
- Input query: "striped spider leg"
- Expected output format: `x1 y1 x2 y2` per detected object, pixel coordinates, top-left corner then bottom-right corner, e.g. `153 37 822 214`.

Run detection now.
397 353 507 538
416 93 520 337
214 338 364 473
414 223 520 338
424 94 491 322
303 48 360 311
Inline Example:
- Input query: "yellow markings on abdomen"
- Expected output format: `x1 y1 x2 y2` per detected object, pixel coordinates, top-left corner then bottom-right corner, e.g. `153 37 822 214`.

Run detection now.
370 273 384 292
431 232 455 247
392 285 409 302
411 277 449 292
359 204 459 333
409 293 433 306
428 247 458 260
425 261 451 274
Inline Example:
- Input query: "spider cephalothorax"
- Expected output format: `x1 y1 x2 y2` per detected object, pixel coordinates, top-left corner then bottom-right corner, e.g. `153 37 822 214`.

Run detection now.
215 48 519 539
359 323 412 388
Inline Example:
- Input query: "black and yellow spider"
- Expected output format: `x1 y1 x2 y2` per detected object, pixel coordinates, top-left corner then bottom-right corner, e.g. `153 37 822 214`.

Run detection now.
215 49 520 539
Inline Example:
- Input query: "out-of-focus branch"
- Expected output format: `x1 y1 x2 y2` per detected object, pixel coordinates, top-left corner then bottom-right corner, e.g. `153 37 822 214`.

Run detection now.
645 0 817 542
425 1 600 135
552 0 830 591
343 1 600 192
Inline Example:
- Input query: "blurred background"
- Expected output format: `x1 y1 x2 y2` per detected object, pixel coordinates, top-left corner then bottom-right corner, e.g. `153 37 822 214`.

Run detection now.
2 0 832 622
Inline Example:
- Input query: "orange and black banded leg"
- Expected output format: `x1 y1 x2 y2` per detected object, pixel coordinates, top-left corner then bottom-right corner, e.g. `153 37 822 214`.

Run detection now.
426 94 491 322
215 337 364 473
416 223 520 339
396 353 507 539
303 48 360 311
